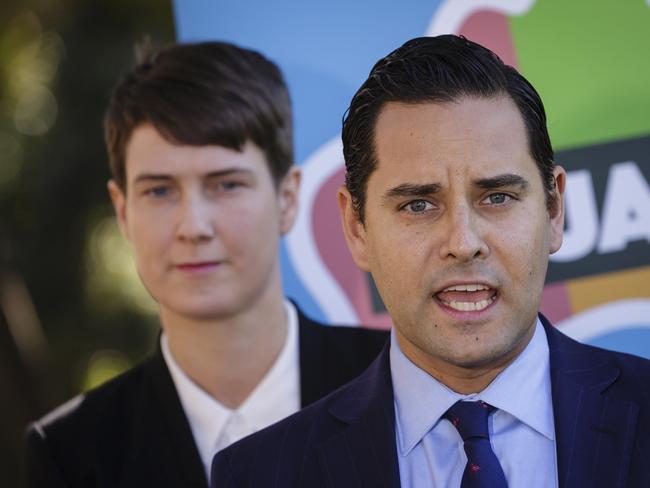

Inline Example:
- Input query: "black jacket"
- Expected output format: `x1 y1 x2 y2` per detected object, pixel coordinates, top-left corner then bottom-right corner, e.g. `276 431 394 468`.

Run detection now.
25 308 388 487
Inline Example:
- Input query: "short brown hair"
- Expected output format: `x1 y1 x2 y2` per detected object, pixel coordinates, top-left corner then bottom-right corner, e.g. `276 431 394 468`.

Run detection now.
104 41 293 190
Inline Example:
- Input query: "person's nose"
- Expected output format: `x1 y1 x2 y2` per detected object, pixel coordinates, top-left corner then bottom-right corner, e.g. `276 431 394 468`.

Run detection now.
176 193 215 243
438 201 489 262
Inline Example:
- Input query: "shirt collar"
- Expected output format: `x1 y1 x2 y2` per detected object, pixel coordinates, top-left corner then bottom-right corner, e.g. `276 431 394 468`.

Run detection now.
390 317 554 456
236 299 300 428
161 299 300 470
480 318 555 441
162 332 230 463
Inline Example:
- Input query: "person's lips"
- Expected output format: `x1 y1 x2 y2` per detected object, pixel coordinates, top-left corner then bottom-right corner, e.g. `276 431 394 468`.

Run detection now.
434 282 498 312
175 261 221 272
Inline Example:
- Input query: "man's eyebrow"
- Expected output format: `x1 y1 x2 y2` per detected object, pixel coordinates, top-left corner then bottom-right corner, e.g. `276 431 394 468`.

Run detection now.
132 168 254 184
382 183 441 203
474 173 529 190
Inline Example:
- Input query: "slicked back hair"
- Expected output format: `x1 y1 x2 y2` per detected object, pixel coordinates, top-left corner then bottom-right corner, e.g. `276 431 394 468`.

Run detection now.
342 35 557 222
105 41 293 191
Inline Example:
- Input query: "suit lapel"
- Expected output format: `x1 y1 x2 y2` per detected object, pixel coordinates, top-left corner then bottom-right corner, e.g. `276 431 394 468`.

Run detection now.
317 347 400 488
142 346 208 487
297 310 328 407
545 317 639 488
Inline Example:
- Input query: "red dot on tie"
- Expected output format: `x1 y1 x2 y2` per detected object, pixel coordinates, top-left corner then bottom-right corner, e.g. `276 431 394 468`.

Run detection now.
452 418 460 426
470 464 481 473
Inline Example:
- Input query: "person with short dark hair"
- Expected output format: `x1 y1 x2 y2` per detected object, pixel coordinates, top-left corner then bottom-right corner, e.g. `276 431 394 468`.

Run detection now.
211 35 650 488
24 41 387 488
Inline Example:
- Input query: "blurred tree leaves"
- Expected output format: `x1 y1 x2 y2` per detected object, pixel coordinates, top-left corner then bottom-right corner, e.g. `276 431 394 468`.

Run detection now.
0 0 175 484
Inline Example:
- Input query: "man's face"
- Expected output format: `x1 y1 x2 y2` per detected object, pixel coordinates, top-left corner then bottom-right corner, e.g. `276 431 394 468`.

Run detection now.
109 124 299 322
339 96 565 378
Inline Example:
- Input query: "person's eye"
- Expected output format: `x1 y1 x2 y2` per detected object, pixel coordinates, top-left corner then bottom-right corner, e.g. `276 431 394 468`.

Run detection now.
403 199 434 213
482 192 513 205
219 181 243 191
144 186 171 198
208 180 245 193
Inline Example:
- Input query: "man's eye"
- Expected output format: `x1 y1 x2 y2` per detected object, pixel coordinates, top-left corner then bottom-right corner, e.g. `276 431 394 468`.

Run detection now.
404 200 432 213
484 193 511 205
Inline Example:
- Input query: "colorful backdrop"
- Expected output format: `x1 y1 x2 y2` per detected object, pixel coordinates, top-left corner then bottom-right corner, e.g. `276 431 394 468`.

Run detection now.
174 0 650 357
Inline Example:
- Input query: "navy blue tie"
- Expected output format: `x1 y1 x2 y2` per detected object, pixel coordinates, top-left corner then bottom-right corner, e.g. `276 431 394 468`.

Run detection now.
444 401 508 488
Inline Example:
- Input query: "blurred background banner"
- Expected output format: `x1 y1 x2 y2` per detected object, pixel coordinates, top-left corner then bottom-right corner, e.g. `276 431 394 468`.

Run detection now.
174 0 650 356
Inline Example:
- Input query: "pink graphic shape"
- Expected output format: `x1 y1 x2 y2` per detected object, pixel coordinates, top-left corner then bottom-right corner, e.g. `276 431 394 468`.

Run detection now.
311 168 392 329
458 10 519 68
540 282 572 324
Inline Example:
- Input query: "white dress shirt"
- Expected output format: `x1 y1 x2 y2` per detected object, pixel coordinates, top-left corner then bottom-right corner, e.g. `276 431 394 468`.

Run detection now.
161 300 301 482
391 318 558 487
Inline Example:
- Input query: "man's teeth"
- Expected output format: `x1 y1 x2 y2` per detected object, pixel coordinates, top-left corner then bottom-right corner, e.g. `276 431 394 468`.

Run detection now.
437 284 495 311
443 284 489 292
447 298 494 312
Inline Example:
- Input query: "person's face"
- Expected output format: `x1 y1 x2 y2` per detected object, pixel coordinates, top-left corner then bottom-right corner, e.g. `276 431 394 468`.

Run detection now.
109 124 299 321
339 96 565 377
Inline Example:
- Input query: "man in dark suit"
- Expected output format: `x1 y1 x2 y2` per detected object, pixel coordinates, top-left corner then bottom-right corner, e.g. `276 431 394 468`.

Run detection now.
211 35 650 488
24 42 387 487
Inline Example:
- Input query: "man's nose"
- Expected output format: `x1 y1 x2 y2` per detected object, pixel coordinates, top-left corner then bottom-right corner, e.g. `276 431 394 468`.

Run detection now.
438 202 489 262
176 195 215 243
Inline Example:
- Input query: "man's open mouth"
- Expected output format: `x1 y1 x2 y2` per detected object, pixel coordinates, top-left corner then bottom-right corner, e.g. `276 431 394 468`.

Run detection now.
434 284 498 312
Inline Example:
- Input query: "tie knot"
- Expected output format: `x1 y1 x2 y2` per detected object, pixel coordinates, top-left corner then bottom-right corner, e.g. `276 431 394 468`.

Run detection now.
444 401 494 441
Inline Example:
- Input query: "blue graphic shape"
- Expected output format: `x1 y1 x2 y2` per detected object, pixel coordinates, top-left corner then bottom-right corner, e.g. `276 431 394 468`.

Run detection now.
174 0 442 162
586 326 650 360
173 0 444 320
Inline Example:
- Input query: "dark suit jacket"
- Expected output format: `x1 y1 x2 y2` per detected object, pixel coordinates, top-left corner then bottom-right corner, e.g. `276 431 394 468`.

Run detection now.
212 315 650 488
24 308 388 488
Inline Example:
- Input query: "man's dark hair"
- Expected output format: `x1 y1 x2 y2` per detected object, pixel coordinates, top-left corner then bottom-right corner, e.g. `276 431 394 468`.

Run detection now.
342 34 557 222
105 41 293 191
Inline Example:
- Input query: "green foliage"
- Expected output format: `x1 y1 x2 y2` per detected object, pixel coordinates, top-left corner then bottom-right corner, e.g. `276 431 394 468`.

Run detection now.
0 1 174 485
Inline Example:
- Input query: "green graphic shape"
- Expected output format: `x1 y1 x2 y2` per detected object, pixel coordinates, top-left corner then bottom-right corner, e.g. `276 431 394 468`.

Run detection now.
509 0 650 150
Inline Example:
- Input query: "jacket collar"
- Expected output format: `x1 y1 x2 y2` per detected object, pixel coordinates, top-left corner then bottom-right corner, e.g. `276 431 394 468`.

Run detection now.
319 346 400 488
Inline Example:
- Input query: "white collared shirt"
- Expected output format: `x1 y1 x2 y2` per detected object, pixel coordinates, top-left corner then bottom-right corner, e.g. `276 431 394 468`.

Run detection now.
391 318 558 487
161 300 301 481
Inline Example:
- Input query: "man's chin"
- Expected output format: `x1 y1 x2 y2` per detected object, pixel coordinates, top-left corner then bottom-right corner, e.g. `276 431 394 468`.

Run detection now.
433 341 521 372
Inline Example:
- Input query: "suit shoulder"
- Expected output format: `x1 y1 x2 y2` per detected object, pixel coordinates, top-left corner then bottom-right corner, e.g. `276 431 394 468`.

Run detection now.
303 315 388 350
608 348 650 387
24 358 160 486
324 323 388 348
570 335 650 373
27 357 153 448
571 338 650 398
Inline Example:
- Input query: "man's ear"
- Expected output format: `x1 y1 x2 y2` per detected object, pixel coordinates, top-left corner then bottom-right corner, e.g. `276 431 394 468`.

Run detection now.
548 165 566 254
337 186 370 271
278 166 301 235
107 179 130 241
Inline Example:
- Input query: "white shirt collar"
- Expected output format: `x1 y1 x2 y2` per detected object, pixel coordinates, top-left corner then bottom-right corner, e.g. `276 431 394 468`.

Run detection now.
161 299 301 480
391 317 555 456
479 318 555 440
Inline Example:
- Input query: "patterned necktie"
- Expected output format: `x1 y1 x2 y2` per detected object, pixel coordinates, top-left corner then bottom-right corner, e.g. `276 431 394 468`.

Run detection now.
444 400 508 488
